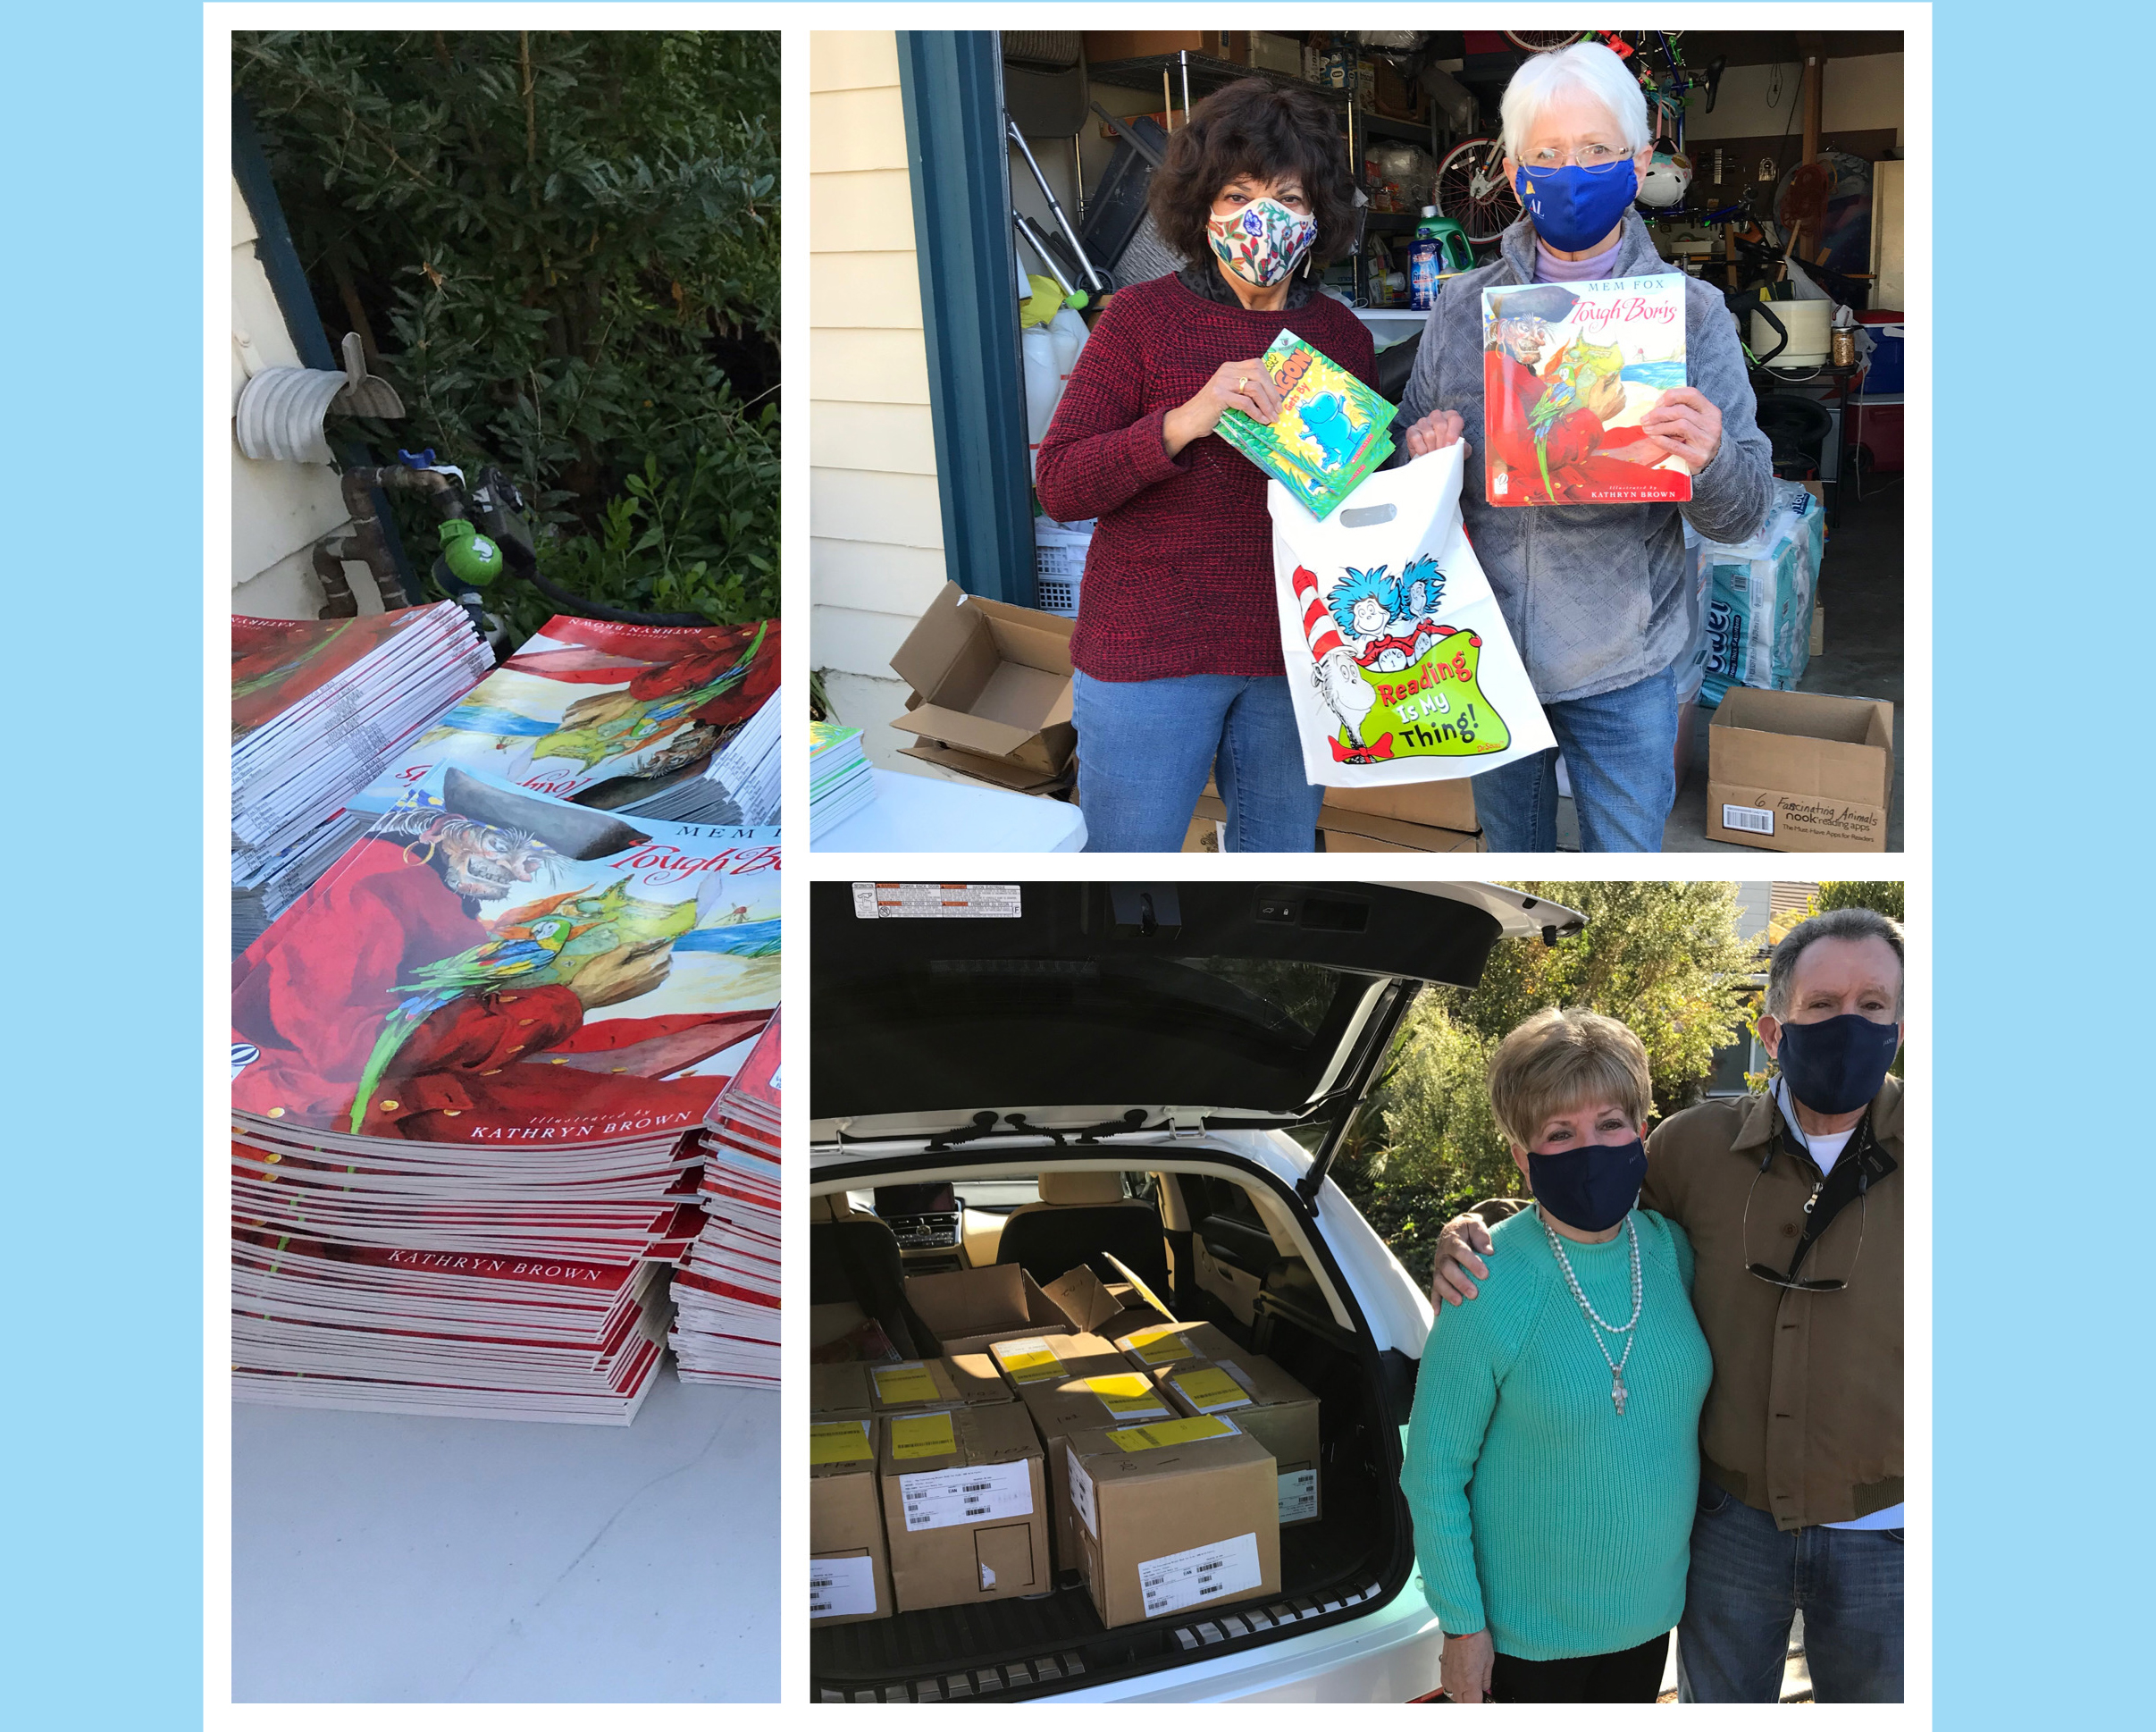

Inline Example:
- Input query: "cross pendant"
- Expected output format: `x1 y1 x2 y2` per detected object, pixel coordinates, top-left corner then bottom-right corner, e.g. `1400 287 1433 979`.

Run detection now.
1611 1371 1628 1417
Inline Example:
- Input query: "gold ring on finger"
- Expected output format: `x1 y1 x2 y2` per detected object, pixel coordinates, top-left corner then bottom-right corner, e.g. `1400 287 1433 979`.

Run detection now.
1237 375 1249 392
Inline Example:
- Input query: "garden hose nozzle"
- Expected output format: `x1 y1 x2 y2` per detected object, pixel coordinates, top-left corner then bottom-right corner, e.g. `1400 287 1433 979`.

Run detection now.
439 518 504 588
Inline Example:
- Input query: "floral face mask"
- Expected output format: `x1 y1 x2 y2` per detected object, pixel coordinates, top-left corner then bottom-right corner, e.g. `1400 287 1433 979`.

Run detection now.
1207 196 1318 287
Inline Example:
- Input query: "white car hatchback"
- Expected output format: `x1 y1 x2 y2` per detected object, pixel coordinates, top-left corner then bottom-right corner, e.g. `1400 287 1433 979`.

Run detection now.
810 879 1585 1703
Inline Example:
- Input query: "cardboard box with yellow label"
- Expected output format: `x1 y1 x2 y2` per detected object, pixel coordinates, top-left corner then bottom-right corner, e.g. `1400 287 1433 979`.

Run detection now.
1156 1356 1324 1526
1063 1415 1283 1629
811 1417 892 1626
1019 1369 1181 1573
986 1331 1129 1391
810 1359 873 1417
878 1404 1051 1614
865 1356 1012 1413
1113 1319 1243 1374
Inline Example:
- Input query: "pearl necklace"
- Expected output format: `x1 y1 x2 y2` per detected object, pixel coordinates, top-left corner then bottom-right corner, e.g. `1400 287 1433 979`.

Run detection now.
1540 1209 1643 1416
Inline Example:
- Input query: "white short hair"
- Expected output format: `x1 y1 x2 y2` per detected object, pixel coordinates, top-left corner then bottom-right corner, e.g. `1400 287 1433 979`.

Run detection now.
1500 42 1651 162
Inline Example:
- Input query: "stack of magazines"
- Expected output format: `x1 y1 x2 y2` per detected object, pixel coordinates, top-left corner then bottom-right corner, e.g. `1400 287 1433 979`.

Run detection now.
1216 328 1397 518
231 763 780 1422
809 720 875 839
231 604 492 953
670 1009 781 1389
352 616 783 832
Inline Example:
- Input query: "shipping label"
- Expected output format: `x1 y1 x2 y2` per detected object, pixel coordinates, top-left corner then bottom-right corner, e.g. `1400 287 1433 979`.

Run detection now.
810 1420 873 1466
1085 1373 1171 1420
887 1410 958 1460
1137 1530 1264 1618
898 1459 1035 1533
993 1338 1065 1383
871 1362 943 1408
1068 1446 1099 1539
1170 1366 1254 1414
1721 803 1775 836
810 1553 879 1619
1106 1415 1239 1453
1124 1326 1196 1366
851 882 1022 919
1278 1468 1319 1523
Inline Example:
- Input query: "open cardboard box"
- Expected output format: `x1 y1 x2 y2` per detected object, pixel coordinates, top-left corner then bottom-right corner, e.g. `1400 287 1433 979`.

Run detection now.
888 583 1076 779
906 1263 1074 1358
897 738 1073 797
1042 1265 1173 1349
1706 687 1894 852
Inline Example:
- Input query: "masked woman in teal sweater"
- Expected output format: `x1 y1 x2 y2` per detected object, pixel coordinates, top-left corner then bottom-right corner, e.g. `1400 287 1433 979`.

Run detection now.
1403 1009 1711 1703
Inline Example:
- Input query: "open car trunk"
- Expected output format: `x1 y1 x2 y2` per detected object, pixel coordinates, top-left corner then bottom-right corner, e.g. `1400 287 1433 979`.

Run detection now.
809 1148 1421 1703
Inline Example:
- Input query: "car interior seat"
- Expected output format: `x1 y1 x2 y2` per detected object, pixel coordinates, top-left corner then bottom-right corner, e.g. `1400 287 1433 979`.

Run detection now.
810 1193 935 1358
994 1170 1171 1296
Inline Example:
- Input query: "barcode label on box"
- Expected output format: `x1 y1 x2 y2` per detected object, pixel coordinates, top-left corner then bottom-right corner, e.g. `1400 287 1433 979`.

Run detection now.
898 1459 1034 1532
1721 803 1775 836
1069 1447 1099 1539
852 883 1022 919
810 1553 878 1619
1137 1530 1263 1618
1279 1468 1319 1524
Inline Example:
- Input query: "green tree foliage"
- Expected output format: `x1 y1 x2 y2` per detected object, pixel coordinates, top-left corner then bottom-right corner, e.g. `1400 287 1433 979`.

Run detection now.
235 29 778 634
1810 880 1904 923
1331 882 1757 1285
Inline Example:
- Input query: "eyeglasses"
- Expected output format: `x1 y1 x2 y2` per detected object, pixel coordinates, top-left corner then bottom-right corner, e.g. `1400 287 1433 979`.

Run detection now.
1519 144 1630 172
1741 1117 1873 1292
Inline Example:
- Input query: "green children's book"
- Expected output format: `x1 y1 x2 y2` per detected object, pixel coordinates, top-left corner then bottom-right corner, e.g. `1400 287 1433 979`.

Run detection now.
1217 329 1397 519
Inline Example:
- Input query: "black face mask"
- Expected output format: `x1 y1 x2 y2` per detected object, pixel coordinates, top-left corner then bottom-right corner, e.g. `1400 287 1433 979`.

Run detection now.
1526 1138 1648 1233
1774 1013 1900 1116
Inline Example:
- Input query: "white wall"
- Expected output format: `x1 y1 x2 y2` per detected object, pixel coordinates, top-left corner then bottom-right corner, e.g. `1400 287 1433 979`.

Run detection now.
229 176 379 619
810 31 952 768
1683 53 1902 147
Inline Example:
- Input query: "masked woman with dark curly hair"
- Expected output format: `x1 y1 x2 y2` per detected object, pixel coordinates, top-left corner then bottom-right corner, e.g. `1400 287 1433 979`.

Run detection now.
1035 79 1372 853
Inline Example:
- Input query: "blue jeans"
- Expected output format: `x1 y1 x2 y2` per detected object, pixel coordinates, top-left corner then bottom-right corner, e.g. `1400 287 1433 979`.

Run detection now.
1472 666 1678 853
1677 1480 1904 1703
1073 669 1323 853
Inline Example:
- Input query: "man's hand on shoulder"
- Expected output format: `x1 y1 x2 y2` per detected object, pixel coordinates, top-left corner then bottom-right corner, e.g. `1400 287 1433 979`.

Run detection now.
1430 1213 1497 1307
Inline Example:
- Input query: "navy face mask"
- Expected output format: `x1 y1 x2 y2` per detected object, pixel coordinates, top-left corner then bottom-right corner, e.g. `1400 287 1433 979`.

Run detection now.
1527 1138 1648 1233
1774 1014 1900 1116
1513 160 1640 253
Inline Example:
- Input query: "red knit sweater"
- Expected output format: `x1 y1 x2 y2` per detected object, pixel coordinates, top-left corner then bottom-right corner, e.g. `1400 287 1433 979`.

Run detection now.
1036 273 1379 682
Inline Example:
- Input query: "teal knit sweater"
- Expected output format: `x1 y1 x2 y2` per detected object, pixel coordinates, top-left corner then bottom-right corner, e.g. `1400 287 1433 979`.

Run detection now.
1402 1207 1711 1661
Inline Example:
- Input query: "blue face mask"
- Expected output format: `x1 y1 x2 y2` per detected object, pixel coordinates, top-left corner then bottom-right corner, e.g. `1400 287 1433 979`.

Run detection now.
1774 1014 1900 1116
1527 1137 1648 1233
1513 159 1640 253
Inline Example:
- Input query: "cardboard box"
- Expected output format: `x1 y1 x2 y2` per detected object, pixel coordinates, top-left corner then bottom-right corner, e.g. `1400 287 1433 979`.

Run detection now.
1321 778 1479 832
1020 1370 1182 1573
906 1263 1074 1358
1156 1357 1324 1525
896 739 1073 798
1705 688 1894 853
1810 605 1825 658
879 1404 1051 1614
810 1301 865 1351
811 1417 893 1625
1065 1417 1283 1628
1114 1319 1245 1373
1248 31 1302 74
1194 779 1483 854
865 1356 1012 1412
1318 816 1484 853
810 1360 873 1417
986 1331 1130 1391
1041 1265 1174 1349
888 582 1077 778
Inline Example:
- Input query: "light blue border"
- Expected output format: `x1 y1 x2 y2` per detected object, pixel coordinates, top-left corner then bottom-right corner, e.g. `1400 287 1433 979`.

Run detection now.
7 4 2142 1721
7 4 206 1724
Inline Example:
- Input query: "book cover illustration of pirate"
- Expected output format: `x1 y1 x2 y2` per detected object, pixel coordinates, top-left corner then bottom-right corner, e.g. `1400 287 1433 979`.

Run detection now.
1216 329 1397 519
357 615 782 826
1481 275 1693 507
231 763 780 1150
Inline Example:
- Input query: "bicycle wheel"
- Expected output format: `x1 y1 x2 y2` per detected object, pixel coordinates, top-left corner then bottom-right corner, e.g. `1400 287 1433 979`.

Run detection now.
1435 138 1521 244
1503 30 1594 54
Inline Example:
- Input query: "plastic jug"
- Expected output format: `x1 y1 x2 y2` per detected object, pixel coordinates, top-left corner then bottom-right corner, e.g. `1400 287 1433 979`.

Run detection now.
1047 305 1088 388
1021 326 1060 475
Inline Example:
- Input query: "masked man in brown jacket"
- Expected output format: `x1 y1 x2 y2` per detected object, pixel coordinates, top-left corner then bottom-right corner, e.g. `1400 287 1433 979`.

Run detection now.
1428 907 1903 1702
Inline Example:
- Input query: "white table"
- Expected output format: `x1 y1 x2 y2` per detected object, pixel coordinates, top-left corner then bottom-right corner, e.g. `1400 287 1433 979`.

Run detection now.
231 1372 776 1702
814 766 1087 852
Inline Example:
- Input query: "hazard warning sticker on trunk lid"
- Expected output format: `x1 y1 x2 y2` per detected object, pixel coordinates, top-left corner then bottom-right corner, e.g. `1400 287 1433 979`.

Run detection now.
851 883 1021 918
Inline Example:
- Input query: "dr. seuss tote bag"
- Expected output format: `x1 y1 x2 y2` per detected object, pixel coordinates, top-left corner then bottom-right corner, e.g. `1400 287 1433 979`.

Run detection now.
1269 445 1554 788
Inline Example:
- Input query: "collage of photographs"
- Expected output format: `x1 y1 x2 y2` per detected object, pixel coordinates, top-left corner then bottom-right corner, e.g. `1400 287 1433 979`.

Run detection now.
218 12 1921 1711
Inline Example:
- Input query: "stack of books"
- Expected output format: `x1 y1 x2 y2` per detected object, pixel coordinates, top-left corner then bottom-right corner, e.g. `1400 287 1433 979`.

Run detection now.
230 763 780 1422
231 604 492 953
669 1009 781 1390
809 720 875 839
351 616 782 829
1216 328 1397 518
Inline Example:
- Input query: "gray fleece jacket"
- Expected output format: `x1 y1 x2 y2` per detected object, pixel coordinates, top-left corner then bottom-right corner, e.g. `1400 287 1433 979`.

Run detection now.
1396 212 1774 704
